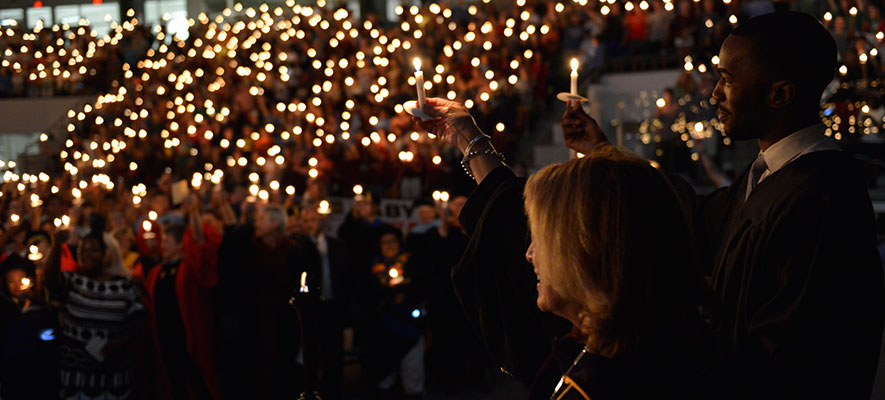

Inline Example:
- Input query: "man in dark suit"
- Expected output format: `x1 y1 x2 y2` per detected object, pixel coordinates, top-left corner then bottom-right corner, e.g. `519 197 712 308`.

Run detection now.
300 206 352 400
216 199 319 399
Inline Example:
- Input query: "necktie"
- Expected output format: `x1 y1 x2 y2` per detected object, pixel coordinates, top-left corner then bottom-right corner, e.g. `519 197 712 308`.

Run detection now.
745 154 768 201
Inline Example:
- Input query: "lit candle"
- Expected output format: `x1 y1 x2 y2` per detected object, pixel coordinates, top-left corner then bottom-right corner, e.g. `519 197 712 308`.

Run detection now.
440 191 450 211
20 277 31 291
28 245 42 261
318 200 331 215
300 271 309 293
570 58 579 96
388 267 404 285
413 57 426 108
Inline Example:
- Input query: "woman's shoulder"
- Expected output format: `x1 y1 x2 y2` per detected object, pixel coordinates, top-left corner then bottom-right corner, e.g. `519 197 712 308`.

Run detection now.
66 272 136 293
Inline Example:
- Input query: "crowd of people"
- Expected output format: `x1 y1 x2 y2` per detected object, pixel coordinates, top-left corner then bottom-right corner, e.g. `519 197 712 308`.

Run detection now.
0 175 489 399
0 1 884 400
2 0 883 191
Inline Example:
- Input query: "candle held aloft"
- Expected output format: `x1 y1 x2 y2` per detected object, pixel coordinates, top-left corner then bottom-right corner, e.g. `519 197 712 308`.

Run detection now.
413 57 426 108
570 58 579 96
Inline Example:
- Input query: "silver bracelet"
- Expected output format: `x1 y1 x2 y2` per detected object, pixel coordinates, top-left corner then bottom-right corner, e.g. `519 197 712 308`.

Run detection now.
462 134 490 157
460 148 505 180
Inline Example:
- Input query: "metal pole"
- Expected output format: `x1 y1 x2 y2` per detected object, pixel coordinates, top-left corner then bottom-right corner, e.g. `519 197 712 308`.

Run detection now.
616 101 624 148
290 290 322 400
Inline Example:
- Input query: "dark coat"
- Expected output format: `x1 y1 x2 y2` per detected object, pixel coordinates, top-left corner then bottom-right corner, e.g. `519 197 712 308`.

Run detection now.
451 166 571 398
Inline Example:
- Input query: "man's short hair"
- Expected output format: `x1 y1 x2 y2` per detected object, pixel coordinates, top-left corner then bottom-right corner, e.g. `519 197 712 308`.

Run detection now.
731 12 837 101
163 224 186 244
262 204 288 235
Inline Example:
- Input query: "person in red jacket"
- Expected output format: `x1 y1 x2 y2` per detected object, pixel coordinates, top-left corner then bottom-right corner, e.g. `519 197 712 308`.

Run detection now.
145 195 221 400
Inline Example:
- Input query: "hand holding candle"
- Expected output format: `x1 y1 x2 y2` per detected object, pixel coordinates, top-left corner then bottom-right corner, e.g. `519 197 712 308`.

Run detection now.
20 277 32 291
557 58 589 103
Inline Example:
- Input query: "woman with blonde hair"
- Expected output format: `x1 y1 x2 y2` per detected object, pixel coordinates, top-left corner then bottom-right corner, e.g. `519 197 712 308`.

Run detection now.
414 98 714 399
525 147 713 398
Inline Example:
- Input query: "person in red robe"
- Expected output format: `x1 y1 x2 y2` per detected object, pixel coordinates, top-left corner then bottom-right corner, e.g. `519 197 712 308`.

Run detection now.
144 196 222 400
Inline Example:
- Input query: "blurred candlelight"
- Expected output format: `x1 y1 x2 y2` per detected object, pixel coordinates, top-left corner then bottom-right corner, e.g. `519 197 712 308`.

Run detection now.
28 245 42 261
318 200 331 215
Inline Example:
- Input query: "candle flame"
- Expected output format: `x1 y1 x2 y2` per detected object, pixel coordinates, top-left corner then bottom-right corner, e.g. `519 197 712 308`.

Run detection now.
570 58 579 72
299 271 309 293
318 200 331 215
353 184 363 195
413 57 422 71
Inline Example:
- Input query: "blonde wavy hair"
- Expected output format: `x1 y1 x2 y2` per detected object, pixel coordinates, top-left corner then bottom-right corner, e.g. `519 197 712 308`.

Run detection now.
524 146 705 357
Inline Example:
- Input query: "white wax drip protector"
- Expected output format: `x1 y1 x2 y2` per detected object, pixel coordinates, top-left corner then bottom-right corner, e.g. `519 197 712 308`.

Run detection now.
403 100 435 121
556 92 589 103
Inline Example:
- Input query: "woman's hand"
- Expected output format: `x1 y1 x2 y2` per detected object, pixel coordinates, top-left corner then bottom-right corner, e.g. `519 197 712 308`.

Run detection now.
561 101 609 154
412 98 483 154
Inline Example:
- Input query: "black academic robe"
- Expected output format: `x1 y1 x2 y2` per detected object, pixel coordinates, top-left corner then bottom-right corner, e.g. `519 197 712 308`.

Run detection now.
452 166 572 398
694 150 884 399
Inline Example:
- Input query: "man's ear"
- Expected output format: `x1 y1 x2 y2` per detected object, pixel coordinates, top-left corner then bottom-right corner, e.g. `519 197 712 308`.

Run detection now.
769 80 796 109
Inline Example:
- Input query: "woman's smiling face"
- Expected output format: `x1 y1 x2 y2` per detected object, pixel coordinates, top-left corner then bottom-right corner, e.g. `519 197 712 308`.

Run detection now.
526 240 570 315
